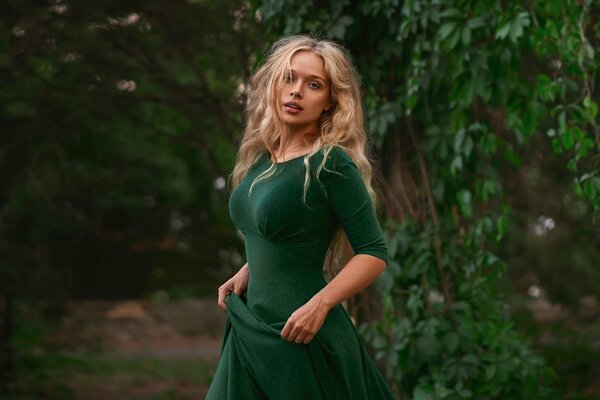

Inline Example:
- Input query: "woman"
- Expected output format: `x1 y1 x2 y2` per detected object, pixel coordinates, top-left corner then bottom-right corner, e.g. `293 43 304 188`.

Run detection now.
206 35 395 399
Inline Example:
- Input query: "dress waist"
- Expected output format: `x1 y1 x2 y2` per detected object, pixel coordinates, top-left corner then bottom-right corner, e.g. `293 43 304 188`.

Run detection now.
243 232 328 323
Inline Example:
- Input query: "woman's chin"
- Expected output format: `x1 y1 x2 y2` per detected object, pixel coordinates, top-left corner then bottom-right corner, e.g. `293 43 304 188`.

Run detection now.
281 118 318 131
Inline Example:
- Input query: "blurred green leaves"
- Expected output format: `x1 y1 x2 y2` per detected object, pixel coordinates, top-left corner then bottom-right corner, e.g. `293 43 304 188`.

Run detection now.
257 0 598 398
0 0 261 302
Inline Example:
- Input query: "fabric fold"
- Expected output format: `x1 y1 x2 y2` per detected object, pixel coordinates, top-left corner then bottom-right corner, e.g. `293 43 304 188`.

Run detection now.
207 293 395 400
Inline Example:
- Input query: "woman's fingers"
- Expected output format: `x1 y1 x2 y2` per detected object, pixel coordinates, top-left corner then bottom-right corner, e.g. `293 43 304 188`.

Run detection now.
280 299 330 344
217 274 247 310
232 283 246 296
217 286 231 309
294 332 307 344
281 316 317 344
286 328 301 343
280 320 292 340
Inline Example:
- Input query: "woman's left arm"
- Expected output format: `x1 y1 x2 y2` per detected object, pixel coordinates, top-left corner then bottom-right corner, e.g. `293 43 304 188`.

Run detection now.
282 149 390 344
280 254 385 344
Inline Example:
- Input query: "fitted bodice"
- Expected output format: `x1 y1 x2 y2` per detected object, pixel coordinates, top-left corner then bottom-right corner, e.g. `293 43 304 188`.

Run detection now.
228 147 389 323
229 153 335 260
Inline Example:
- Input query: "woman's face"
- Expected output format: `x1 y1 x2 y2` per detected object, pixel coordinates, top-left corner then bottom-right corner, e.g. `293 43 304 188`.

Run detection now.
277 50 331 133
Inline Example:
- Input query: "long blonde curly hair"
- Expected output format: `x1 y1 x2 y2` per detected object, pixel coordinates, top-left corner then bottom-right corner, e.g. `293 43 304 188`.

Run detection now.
229 35 380 279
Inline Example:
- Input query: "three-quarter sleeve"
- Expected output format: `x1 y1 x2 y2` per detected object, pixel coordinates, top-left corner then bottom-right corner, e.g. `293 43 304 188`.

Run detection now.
321 148 389 266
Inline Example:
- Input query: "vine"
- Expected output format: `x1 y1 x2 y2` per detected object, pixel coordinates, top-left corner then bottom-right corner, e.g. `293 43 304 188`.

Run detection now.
255 0 598 398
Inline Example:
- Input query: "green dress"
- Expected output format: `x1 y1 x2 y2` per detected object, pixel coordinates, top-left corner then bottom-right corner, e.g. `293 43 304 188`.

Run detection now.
206 146 395 400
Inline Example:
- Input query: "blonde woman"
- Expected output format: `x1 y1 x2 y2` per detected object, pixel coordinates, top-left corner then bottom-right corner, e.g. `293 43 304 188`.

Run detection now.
206 35 395 399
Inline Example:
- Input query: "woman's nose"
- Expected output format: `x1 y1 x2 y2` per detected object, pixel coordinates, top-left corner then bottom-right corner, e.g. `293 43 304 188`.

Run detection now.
290 82 303 98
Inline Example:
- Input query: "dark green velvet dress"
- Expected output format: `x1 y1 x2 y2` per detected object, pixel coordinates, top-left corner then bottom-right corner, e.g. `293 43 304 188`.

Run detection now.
205 146 395 399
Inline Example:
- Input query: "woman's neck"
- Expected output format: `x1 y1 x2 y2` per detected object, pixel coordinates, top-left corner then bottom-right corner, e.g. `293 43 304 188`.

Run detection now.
275 130 313 160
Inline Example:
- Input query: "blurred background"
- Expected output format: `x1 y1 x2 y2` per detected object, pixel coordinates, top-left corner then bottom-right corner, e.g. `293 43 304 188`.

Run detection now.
1 1 598 399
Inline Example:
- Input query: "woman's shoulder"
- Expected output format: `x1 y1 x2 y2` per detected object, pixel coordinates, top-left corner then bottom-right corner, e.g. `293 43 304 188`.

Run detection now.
309 146 361 188
314 145 354 170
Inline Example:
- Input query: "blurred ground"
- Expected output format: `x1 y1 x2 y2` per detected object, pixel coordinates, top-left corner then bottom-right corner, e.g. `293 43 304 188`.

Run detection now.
17 295 599 399
36 298 227 400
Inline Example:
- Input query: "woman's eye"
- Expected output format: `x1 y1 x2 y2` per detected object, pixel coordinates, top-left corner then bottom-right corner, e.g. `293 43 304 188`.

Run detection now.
284 75 293 82
308 82 320 89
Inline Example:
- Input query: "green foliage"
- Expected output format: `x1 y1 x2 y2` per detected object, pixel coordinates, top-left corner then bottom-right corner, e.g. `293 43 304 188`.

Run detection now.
0 1 260 393
0 0 259 303
256 0 599 398
363 219 553 399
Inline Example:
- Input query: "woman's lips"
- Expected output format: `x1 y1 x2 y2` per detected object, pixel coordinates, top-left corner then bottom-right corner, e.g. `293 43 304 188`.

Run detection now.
284 102 303 114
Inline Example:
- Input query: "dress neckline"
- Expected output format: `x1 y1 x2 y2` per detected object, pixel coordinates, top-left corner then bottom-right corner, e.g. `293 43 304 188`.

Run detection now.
268 152 312 165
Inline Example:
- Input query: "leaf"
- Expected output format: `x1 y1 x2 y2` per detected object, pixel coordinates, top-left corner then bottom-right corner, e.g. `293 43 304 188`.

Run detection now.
552 137 564 153
461 26 472 45
562 127 575 149
463 136 473 157
496 215 507 242
558 111 566 132
584 41 595 60
583 96 598 122
385 349 398 370
462 354 480 364
457 189 473 218
328 16 353 39
593 177 600 192
376 268 394 293
451 156 463 174
443 331 459 353
509 20 523 42
435 383 454 398
468 17 486 29
439 8 462 18
447 27 461 49
388 259 402 276
486 364 497 379
372 335 388 349
509 12 530 42
439 21 457 40
414 384 434 400
452 301 471 313
583 179 597 200
536 74 556 102
495 22 511 40
454 129 466 152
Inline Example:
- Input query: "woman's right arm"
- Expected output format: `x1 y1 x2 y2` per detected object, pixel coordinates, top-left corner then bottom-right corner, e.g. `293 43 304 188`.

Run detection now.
217 262 249 309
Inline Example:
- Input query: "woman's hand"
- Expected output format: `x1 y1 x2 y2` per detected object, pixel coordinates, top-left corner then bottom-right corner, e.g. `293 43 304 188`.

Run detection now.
217 263 249 309
281 254 386 344
280 295 332 344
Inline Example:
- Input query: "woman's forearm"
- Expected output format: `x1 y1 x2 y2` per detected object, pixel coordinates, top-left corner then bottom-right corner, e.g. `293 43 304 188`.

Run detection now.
217 262 250 309
280 254 386 343
239 262 249 274
313 254 386 310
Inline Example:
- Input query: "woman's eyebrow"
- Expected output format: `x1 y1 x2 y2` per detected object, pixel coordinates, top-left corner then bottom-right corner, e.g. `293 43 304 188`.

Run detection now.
290 69 328 83
309 75 328 83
